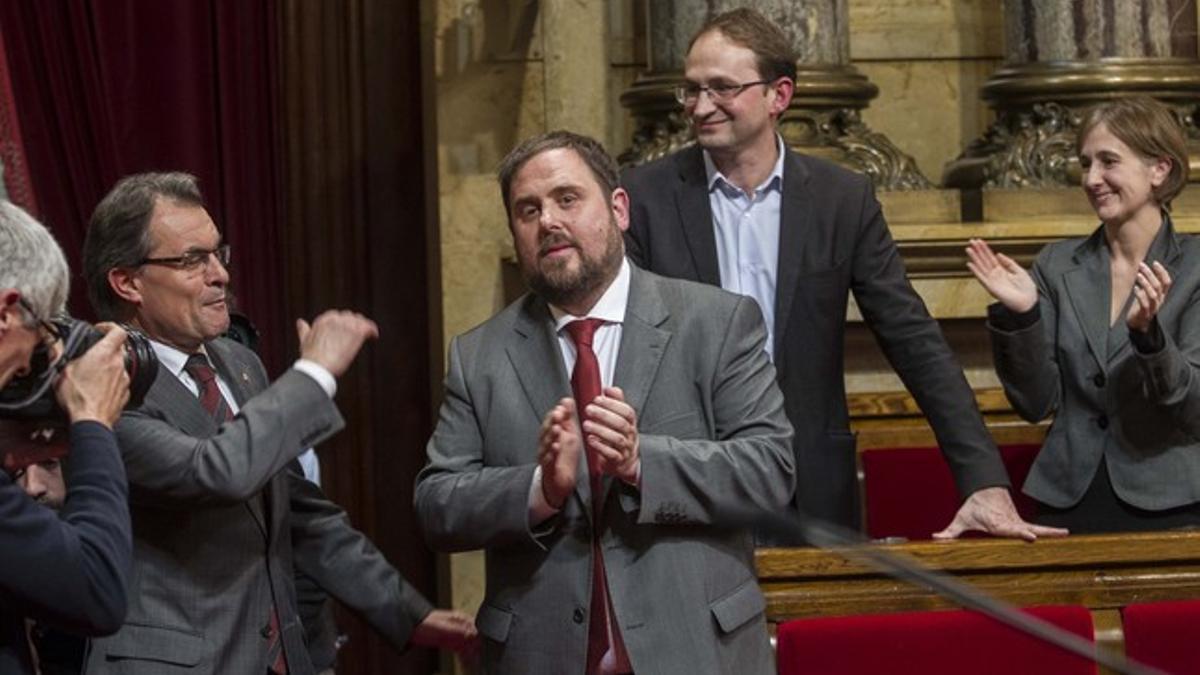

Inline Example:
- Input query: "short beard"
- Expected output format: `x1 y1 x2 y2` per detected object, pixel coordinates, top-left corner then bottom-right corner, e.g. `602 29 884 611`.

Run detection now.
525 219 624 310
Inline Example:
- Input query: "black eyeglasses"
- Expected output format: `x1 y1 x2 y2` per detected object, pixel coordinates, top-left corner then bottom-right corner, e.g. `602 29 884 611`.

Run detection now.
17 296 61 348
139 244 231 272
675 80 771 106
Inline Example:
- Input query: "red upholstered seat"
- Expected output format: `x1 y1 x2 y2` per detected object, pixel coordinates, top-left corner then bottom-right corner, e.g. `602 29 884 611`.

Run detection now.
776 605 1096 675
862 443 1041 540
1123 598 1200 675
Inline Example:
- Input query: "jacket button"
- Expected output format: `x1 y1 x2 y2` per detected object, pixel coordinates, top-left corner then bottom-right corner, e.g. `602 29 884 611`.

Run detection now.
1093 373 1106 387
573 608 585 624
261 624 274 639
1097 414 1109 430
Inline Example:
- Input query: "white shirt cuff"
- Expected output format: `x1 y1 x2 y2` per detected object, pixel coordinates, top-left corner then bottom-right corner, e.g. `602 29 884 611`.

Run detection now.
529 466 561 526
293 359 337 398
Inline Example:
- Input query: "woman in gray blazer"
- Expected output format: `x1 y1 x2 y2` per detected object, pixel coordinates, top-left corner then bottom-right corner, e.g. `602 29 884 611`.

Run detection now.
966 96 1200 533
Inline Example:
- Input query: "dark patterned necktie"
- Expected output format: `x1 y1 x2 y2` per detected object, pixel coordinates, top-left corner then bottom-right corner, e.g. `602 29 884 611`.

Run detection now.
183 353 287 674
564 319 630 674
183 354 232 424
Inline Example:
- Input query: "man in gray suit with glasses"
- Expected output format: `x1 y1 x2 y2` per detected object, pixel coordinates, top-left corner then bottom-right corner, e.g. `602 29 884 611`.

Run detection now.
80 172 477 674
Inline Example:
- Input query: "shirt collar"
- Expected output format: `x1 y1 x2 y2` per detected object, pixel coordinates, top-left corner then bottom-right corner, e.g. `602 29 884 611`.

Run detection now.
549 257 631 331
703 134 785 197
150 339 211 379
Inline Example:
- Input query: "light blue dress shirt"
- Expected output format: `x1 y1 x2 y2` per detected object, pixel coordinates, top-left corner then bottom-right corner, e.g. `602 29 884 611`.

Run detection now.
703 135 785 358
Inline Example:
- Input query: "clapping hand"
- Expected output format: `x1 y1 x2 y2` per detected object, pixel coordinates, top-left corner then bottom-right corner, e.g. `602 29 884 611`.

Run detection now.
583 387 640 484
1127 261 1171 333
965 239 1038 313
538 398 582 509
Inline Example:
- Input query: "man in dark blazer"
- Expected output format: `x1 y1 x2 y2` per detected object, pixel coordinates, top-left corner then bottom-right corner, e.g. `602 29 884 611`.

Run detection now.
416 131 794 674
622 8 1066 540
80 173 476 674
0 199 132 674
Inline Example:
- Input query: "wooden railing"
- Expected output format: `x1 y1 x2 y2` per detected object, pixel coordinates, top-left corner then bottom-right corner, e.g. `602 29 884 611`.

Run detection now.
756 531 1200 671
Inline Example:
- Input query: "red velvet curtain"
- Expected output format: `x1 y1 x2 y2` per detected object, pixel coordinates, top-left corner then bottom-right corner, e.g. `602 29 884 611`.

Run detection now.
0 26 38 214
0 1 287 373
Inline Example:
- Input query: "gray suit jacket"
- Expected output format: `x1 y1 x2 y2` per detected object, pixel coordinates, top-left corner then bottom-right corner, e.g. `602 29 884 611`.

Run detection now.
85 337 432 674
990 218 1200 510
622 145 1009 531
415 264 795 675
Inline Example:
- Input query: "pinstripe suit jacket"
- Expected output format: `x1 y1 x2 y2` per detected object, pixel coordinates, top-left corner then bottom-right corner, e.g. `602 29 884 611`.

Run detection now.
85 337 432 674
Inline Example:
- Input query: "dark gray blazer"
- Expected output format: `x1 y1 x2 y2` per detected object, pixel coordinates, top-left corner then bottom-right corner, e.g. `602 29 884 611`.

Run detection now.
990 218 1200 510
622 145 1009 530
415 265 795 675
85 337 432 674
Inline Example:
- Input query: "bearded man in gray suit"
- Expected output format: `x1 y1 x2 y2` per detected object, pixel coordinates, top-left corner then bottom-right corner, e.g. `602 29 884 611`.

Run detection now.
415 131 795 675
80 173 476 674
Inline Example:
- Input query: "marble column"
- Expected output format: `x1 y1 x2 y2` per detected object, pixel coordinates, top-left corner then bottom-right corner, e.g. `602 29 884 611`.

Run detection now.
542 0 608 139
944 0 1200 188
620 0 931 190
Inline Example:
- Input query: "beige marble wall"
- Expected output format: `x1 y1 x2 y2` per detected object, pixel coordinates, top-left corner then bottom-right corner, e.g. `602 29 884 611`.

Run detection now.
849 0 1003 182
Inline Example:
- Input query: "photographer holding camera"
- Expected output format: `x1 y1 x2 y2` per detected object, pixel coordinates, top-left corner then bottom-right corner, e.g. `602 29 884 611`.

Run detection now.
0 200 133 673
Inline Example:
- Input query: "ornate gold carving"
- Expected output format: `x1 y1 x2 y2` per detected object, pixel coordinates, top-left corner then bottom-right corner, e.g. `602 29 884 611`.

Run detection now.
981 102 1082 188
779 108 934 191
945 60 1200 189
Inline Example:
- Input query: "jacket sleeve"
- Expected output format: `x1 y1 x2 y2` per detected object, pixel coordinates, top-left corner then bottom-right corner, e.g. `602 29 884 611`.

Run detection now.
414 336 544 553
1128 283 1200 439
117 369 344 507
988 251 1062 423
287 466 433 651
847 179 1011 496
0 421 130 635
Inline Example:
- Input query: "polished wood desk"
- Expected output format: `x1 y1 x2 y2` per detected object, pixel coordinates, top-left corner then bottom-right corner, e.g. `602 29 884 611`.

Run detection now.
757 531 1200 671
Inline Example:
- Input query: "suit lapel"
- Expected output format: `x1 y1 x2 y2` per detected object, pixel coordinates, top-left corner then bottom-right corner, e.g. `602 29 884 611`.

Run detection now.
205 340 269 539
148 365 219 439
675 147 721 286
1062 230 1111 375
773 149 812 372
505 297 589 509
206 339 256 407
613 266 671 428
609 266 670 516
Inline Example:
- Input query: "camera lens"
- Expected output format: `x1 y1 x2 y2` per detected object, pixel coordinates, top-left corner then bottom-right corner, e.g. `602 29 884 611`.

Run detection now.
0 318 159 421
59 319 158 409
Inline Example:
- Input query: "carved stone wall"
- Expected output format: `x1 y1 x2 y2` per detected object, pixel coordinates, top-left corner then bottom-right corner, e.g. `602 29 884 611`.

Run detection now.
945 0 1200 188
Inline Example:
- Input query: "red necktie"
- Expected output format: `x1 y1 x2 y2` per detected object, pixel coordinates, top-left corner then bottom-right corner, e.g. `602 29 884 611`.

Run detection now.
564 320 630 674
184 355 288 675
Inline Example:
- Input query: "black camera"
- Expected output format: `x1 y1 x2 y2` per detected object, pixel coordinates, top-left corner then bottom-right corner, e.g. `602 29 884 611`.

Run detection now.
0 316 159 421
